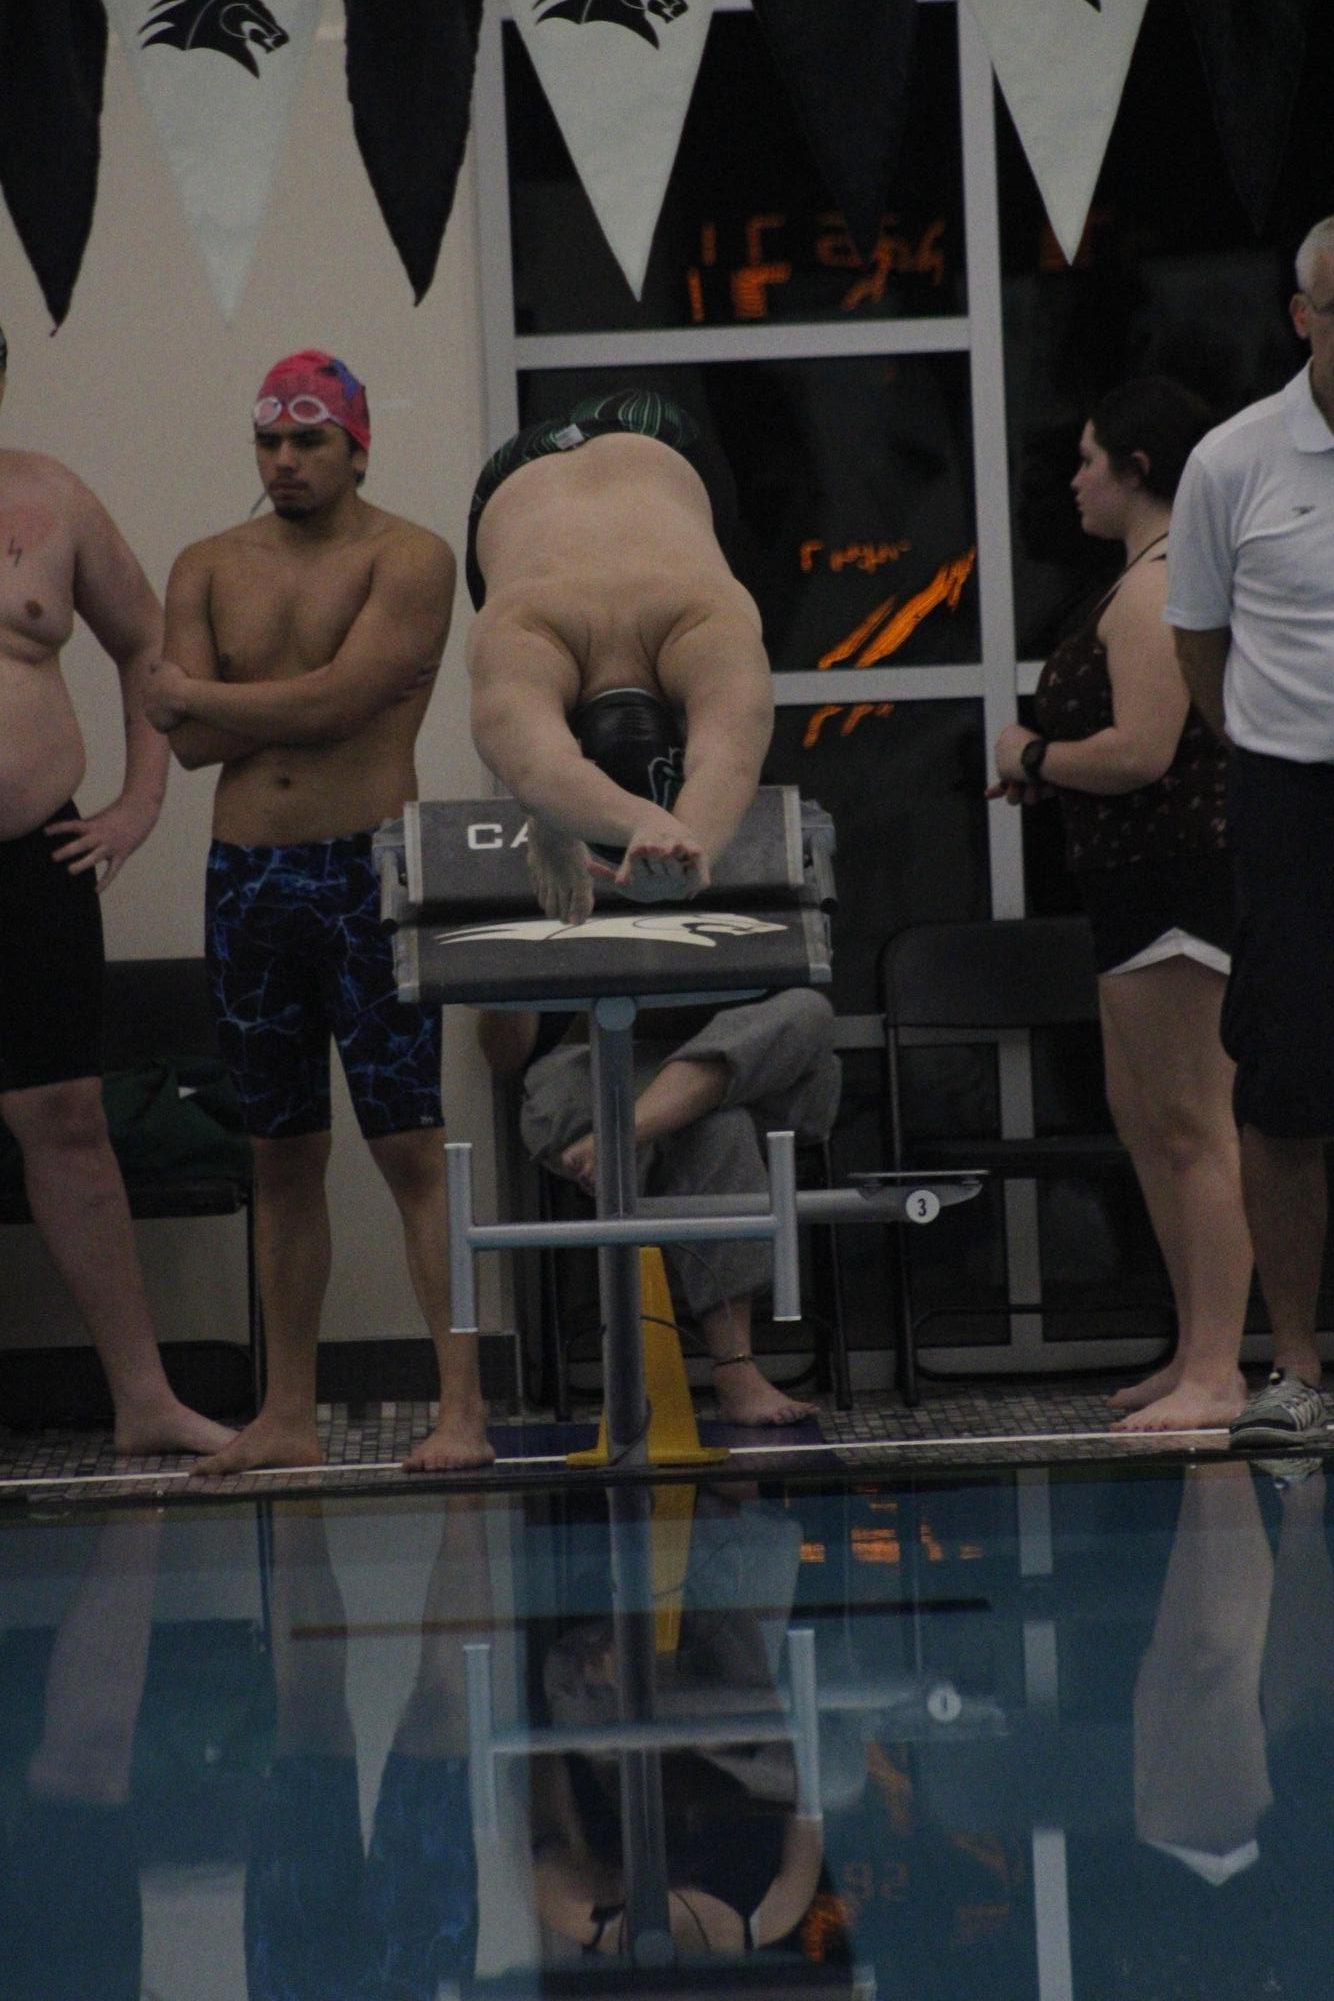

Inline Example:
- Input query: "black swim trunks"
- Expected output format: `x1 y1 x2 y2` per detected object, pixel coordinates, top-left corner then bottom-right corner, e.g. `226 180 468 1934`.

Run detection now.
205 834 443 1141
1222 746 1334 1137
0 804 105 1095
466 386 737 609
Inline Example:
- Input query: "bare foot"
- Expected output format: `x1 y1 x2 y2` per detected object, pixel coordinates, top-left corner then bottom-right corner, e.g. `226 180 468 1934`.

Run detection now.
1109 1377 1246 1435
526 818 595 925
712 1361 815 1428
192 1411 323 1476
114 1399 237 1459
403 1402 495 1472
1107 1361 1182 1412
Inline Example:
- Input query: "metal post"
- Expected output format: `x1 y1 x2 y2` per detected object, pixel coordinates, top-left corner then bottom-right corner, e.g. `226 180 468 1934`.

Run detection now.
591 997 649 1464
609 1484 673 1964
465 1641 499 1842
767 1130 801 1322
787 1626 823 1823
445 1141 479 1332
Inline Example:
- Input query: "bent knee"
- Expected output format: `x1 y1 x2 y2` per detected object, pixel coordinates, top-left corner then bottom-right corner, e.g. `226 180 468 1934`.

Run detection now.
0 1076 108 1156
369 1127 447 1199
1142 1106 1235 1172
763 988 837 1055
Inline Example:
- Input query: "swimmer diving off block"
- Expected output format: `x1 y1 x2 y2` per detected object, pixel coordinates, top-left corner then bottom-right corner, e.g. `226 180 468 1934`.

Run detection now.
466 389 774 923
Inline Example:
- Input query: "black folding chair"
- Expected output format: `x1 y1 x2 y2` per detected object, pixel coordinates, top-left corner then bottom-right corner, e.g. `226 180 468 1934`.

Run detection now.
881 917 1136 1404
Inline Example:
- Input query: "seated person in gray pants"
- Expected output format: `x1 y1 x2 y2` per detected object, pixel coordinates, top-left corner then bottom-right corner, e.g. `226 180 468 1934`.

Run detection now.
478 988 841 1426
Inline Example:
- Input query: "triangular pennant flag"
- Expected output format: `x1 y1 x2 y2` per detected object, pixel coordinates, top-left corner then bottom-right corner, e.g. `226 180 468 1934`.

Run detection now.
344 0 484 304
107 0 320 321
1180 0 1312 232
751 0 917 264
0 0 107 327
962 0 1150 264
513 0 714 299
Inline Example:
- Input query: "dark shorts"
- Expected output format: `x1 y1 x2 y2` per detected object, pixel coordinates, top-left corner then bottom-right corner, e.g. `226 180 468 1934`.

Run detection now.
1076 847 1234 975
0 803 104 1095
246 1751 477 2001
205 835 443 1141
1221 745 1334 1137
466 386 737 609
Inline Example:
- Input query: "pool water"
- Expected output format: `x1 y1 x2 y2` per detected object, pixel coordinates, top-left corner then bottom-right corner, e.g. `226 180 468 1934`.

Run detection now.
0 1456 1329 1999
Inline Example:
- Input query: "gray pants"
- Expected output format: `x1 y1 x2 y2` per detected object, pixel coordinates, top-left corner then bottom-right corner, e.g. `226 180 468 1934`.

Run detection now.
519 989 841 1318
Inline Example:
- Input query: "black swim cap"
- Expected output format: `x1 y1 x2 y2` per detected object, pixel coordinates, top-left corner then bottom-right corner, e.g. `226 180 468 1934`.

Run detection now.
572 687 684 864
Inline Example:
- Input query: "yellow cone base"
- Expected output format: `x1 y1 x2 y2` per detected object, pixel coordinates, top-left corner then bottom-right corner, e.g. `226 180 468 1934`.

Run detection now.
567 1246 729 1472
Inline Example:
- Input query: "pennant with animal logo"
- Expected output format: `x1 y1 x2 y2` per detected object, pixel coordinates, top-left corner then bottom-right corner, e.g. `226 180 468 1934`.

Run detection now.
107 0 320 321
961 0 1150 264
0 0 108 327
513 0 714 299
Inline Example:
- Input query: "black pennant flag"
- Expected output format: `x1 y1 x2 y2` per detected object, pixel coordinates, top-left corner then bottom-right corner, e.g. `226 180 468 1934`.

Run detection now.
1181 0 1313 231
750 0 917 263
344 0 484 304
0 0 107 326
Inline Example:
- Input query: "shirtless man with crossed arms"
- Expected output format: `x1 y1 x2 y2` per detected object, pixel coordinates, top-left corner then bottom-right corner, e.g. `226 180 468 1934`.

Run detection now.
0 321 231 1456
147 350 490 1476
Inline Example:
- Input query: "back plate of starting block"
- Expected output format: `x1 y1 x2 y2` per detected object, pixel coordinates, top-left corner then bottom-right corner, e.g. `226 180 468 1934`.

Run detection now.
393 901 832 1006
392 787 807 921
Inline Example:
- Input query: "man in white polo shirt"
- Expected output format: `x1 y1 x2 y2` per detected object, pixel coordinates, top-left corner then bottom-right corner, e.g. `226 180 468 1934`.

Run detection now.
1166 215 1334 1449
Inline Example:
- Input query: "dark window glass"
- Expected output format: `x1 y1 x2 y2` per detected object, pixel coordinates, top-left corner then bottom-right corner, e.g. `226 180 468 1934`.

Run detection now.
767 701 990 1015
1000 0 1334 660
505 8 965 335
516 357 980 677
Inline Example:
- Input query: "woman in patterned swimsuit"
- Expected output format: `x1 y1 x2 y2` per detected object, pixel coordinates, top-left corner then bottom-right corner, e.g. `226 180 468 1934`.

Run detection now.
991 377 1251 1435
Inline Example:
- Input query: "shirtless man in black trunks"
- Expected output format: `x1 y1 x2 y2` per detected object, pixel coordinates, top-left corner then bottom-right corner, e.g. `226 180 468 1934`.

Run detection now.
0 321 232 1456
147 350 491 1477
466 390 774 922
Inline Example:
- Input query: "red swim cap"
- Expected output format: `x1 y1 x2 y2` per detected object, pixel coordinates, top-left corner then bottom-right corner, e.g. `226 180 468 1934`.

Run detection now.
254 350 371 452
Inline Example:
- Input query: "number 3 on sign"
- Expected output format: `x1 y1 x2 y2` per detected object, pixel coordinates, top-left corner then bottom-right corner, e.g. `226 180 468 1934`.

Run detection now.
906 1188 940 1225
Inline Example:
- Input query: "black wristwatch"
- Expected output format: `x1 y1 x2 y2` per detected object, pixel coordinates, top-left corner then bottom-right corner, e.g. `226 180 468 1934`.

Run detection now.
1019 736 1050 781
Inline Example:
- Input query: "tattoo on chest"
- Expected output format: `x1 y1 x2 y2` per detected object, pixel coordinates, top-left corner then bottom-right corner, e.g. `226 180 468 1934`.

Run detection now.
7 536 21 567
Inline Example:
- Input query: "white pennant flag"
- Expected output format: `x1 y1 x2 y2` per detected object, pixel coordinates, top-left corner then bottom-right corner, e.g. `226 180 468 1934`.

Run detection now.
514 0 713 300
962 0 1150 264
109 0 319 320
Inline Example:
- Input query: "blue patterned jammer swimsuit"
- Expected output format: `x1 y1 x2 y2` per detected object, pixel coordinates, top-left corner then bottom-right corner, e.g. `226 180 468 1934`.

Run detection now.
205 834 443 1140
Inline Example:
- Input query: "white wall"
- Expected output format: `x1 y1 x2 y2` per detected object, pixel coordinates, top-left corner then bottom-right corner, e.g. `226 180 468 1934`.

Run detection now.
0 8 500 1350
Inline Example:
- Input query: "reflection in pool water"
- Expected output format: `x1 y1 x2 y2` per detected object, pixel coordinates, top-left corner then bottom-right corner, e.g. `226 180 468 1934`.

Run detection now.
0 1459 1330 1997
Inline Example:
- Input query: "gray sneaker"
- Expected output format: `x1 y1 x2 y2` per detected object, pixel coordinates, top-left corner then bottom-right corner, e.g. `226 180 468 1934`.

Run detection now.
1229 1371 1329 1449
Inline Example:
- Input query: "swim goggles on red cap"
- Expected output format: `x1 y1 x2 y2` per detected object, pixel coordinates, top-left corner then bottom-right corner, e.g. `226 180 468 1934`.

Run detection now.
253 393 342 428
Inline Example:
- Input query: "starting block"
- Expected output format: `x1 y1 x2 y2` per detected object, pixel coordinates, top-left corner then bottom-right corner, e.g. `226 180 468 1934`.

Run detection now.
374 788 980 1469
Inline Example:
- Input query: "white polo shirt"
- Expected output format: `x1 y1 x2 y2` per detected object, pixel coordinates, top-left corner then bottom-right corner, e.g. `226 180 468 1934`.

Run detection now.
1166 365 1334 761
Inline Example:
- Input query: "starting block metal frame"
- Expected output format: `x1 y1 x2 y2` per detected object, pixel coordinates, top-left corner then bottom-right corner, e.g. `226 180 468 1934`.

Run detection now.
375 789 982 1470
446 992 802 1466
